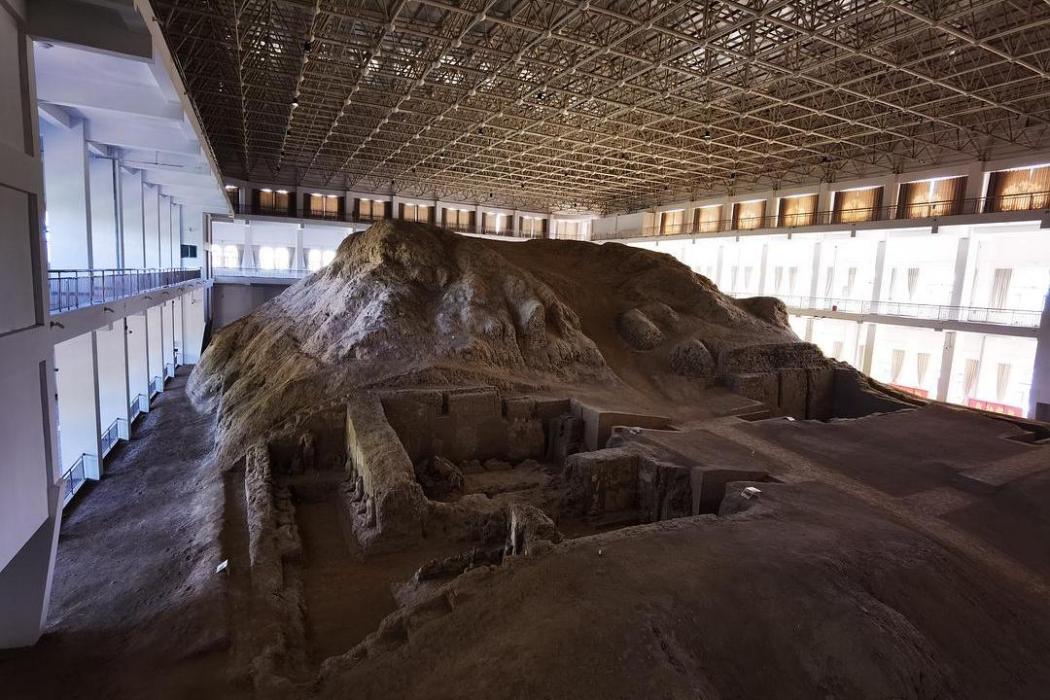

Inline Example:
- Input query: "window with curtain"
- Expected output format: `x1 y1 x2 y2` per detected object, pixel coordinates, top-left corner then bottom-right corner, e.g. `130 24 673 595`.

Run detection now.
832 341 844 360
306 193 342 219
357 198 386 220
963 358 980 398
307 249 323 271
844 267 857 297
733 200 766 230
221 244 239 269
916 352 931 387
659 209 686 235
322 249 336 266
731 266 739 290
896 176 966 218
693 205 722 233
774 266 784 292
888 267 899 300
520 217 543 237
743 266 753 290
823 266 834 298
256 188 291 214
989 268 1012 308
986 165 1050 212
483 212 507 234
907 268 920 301
778 194 818 227
787 267 798 294
833 187 883 223
401 203 432 222
554 221 581 240
444 208 473 230
996 363 1011 402
890 349 905 383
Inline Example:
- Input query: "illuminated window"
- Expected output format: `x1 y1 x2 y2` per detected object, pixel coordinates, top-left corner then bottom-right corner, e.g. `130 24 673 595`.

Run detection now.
258 246 275 270
307 249 323 271
222 244 239 269
273 246 291 270
322 249 336 265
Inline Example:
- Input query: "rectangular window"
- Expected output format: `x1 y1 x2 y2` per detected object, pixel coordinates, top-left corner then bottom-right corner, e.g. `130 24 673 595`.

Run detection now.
832 187 883 223
897 176 966 218
401 203 432 222
693 205 723 233
659 209 685 235
989 268 1012 308
985 165 1050 212
732 200 766 230
305 193 342 220
519 216 543 237
778 194 818 227
357 198 388 220
443 208 474 230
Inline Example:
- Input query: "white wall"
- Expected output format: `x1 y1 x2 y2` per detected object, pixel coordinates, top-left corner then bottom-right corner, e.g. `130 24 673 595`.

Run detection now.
121 167 145 267
88 156 119 268
180 287 206 364
143 183 160 268
94 322 129 437
41 119 91 269
146 305 163 384
54 333 99 476
126 312 149 401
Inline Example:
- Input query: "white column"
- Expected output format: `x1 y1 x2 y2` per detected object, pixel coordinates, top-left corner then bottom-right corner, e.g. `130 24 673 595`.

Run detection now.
95 322 131 442
1030 291 1050 420
756 243 769 294
808 241 823 305
242 223 256 269
41 119 93 269
126 313 150 409
870 237 887 306
88 156 119 268
54 333 102 480
143 184 161 268
120 168 145 268
294 225 306 270
936 331 957 402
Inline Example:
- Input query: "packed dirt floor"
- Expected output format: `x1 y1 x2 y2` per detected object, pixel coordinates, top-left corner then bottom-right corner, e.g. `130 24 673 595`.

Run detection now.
0 368 244 700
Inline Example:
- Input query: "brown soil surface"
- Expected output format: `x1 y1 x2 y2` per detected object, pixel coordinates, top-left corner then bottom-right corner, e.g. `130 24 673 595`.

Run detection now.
0 368 244 700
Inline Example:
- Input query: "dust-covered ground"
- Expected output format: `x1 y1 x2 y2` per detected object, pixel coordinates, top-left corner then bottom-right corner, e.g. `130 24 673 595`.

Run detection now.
0 368 246 700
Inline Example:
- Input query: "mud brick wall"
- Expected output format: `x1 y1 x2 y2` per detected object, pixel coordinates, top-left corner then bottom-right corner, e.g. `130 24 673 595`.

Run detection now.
379 387 569 464
345 395 427 546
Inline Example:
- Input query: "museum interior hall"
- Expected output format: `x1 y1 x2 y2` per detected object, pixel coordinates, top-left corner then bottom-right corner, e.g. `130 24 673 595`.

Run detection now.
2 0 1050 698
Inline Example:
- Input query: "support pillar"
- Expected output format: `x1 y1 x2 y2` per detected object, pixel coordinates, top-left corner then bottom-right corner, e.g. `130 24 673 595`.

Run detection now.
870 237 887 307
936 331 957 402
1031 291 1050 420
41 119 93 269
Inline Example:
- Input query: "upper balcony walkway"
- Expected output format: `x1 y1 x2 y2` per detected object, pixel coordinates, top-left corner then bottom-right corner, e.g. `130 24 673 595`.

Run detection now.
48 268 202 314
596 191 1050 241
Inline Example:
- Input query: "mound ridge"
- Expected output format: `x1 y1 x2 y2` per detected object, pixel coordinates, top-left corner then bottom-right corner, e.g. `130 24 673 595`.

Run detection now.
190 220 802 454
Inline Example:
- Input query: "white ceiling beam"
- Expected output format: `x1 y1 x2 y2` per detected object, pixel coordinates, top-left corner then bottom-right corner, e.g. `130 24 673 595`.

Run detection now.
37 71 184 121
85 119 200 155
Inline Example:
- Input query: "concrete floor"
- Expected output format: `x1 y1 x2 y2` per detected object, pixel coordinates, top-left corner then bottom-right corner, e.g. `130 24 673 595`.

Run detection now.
0 367 244 699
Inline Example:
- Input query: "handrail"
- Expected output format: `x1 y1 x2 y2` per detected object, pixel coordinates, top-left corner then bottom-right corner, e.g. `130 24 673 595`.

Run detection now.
213 266 312 279
100 417 126 458
129 393 148 420
62 453 90 507
595 190 1050 241
48 267 201 314
750 293 1042 328
149 376 163 397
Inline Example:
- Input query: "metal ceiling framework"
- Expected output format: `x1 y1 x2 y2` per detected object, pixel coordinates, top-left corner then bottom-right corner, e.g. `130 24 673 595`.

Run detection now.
151 0 1050 213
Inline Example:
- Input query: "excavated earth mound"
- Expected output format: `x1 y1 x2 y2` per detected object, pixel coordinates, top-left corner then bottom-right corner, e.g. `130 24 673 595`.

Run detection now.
190 220 798 458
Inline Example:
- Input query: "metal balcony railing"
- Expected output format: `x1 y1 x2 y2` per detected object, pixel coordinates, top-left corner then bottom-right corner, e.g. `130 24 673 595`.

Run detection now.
129 393 148 420
48 268 201 314
596 190 1050 241
754 294 1042 328
100 418 126 458
213 266 312 279
62 453 94 507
